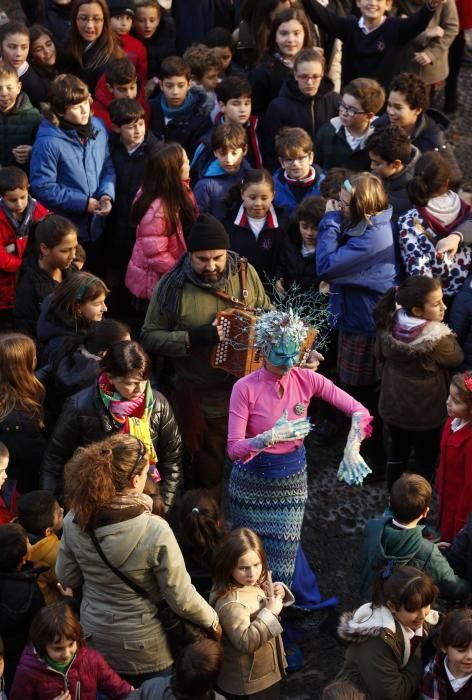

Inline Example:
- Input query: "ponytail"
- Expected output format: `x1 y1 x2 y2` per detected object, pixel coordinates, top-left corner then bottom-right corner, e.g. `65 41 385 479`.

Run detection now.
371 564 437 611
408 151 451 207
178 490 227 564
64 434 148 529
373 287 397 330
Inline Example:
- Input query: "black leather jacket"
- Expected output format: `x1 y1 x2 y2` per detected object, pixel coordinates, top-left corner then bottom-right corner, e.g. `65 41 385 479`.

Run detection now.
40 384 182 512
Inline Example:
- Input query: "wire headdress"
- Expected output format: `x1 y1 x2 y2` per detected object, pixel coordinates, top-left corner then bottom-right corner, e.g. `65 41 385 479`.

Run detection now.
255 308 310 356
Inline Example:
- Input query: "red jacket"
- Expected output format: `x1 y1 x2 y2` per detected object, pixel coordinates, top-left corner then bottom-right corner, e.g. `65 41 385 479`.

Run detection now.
437 417 472 541
120 32 148 84
10 644 132 700
93 73 151 130
0 198 49 310
0 483 18 524
456 0 472 30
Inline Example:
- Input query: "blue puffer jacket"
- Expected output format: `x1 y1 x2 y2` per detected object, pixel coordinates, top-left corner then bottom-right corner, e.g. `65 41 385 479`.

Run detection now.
273 166 325 215
30 117 116 243
448 273 472 370
193 158 251 220
316 209 397 335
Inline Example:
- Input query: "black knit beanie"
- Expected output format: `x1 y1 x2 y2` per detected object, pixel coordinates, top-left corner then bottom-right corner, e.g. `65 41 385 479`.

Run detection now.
187 213 230 252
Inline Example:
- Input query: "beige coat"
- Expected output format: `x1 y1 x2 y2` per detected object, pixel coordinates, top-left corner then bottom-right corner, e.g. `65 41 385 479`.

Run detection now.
212 583 294 696
56 511 218 675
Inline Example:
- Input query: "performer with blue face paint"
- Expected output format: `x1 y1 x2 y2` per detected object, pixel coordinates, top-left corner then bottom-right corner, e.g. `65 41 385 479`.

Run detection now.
227 308 373 625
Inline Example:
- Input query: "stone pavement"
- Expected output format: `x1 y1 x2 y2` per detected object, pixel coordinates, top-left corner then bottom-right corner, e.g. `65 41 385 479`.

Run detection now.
279 61 472 699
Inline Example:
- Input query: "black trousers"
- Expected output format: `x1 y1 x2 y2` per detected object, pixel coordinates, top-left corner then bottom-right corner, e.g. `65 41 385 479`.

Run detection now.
386 424 441 490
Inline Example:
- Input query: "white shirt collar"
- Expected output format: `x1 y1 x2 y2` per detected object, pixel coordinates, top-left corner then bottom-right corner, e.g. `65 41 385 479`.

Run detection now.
444 656 472 691
451 417 470 432
358 16 386 34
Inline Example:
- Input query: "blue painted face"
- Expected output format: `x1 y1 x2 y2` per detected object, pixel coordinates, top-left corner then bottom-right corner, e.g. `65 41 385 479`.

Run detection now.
266 338 300 369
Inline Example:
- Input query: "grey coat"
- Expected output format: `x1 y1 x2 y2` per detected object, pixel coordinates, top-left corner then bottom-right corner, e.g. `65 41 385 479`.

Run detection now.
56 511 218 675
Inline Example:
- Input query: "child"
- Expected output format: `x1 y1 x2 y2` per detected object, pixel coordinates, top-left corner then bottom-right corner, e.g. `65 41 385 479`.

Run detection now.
16 490 65 605
183 42 221 119
322 682 366 700
109 0 147 84
0 59 40 169
366 125 420 220
10 601 132 699
14 215 78 339
224 168 286 289
319 166 351 201
421 608 472 699
316 173 396 473
301 0 445 88
314 78 385 173
131 0 177 88
436 371 472 541
214 76 262 168
375 277 463 488
205 26 245 78
149 55 212 158
106 98 158 314
36 271 109 366
374 72 462 187
0 523 44 691
398 151 472 297
0 166 49 331
338 565 439 700
263 47 340 172
0 442 17 525
273 127 325 215
211 527 294 699
93 56 150 130
193 122 249 219
0 20 46 111
275 195 325 297
30 74 116 269
126 142 197 301
360 472 470 601
177 489 228 601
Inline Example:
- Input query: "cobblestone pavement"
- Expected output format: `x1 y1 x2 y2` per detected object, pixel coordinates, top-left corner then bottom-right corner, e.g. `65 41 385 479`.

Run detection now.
279 62 472 699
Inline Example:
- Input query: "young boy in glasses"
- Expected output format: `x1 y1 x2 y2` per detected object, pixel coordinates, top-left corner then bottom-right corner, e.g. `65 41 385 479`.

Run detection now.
273 126 325 214
314 77 385 172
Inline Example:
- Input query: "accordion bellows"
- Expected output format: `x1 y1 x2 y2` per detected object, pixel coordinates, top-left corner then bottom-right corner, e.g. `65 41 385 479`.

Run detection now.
211 309 317 378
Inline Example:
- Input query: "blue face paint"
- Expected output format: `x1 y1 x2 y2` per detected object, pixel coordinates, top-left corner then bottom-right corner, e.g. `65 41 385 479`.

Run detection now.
267 339 300 368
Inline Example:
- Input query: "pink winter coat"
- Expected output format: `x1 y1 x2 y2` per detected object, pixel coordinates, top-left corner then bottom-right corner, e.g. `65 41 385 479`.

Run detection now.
10 643 132 699
125 189 196 300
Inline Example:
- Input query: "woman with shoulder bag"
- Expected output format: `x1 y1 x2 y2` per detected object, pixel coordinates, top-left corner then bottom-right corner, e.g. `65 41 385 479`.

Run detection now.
56 433 221 686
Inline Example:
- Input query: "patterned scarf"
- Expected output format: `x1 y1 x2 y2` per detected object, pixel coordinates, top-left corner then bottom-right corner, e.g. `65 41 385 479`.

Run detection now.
98 372 158 465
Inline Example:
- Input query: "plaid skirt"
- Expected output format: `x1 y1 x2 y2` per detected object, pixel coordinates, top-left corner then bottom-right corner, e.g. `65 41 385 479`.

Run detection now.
337 331 377 386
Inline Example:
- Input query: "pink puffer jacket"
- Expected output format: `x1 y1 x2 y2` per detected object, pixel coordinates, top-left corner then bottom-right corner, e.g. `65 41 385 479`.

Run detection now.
125 190 196 300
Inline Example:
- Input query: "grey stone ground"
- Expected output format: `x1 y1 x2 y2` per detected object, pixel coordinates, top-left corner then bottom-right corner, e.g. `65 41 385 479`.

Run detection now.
279 62 472 699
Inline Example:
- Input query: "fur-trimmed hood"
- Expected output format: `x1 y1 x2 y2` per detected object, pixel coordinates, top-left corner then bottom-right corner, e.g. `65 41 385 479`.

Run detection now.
379 320 454 357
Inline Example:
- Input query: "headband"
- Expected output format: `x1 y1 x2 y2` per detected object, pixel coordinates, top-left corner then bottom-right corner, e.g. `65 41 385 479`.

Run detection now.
76 277 100 301
464 374 472 392
343 179 353 193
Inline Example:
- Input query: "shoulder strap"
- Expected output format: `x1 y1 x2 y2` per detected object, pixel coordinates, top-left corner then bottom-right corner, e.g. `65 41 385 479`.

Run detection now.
205 257 254 311
88 529 150 599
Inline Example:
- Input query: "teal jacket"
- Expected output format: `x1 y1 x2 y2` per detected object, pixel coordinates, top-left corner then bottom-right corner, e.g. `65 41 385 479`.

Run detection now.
360 517 470 601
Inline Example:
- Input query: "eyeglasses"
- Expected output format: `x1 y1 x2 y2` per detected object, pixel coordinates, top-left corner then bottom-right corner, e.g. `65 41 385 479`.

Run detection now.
281 154 310 165
77 15 104 24
338 101 365 117
295 73 322 82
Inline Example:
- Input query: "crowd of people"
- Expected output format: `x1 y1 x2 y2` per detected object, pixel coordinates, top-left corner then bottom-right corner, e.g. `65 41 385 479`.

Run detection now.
0 0 472 698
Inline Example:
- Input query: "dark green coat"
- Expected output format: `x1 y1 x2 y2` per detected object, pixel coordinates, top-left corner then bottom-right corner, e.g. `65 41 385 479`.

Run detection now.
0 92 41 167
360 517 470 601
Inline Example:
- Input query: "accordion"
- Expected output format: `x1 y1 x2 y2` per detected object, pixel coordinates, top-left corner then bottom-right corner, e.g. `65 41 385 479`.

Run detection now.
211 309 317 378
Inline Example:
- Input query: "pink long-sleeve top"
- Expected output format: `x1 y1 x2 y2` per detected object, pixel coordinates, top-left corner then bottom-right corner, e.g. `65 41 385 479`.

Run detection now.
228 366 368 463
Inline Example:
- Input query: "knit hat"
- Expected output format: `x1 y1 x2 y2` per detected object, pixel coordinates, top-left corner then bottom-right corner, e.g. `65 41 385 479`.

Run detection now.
187 214 230 252
108 0 135 17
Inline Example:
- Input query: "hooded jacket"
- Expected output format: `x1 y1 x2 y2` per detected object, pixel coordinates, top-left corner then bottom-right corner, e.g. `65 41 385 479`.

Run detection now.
376 321 463 430
36 296 89 367
316 208 397 335
193 158 251 220
360 516 470 601
41 383 182 513
338 603 438 700
262 77 340 171
150 89 212 159
0 92 41 168
10 643 132 699
56 510 218 675
30 116 116 243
